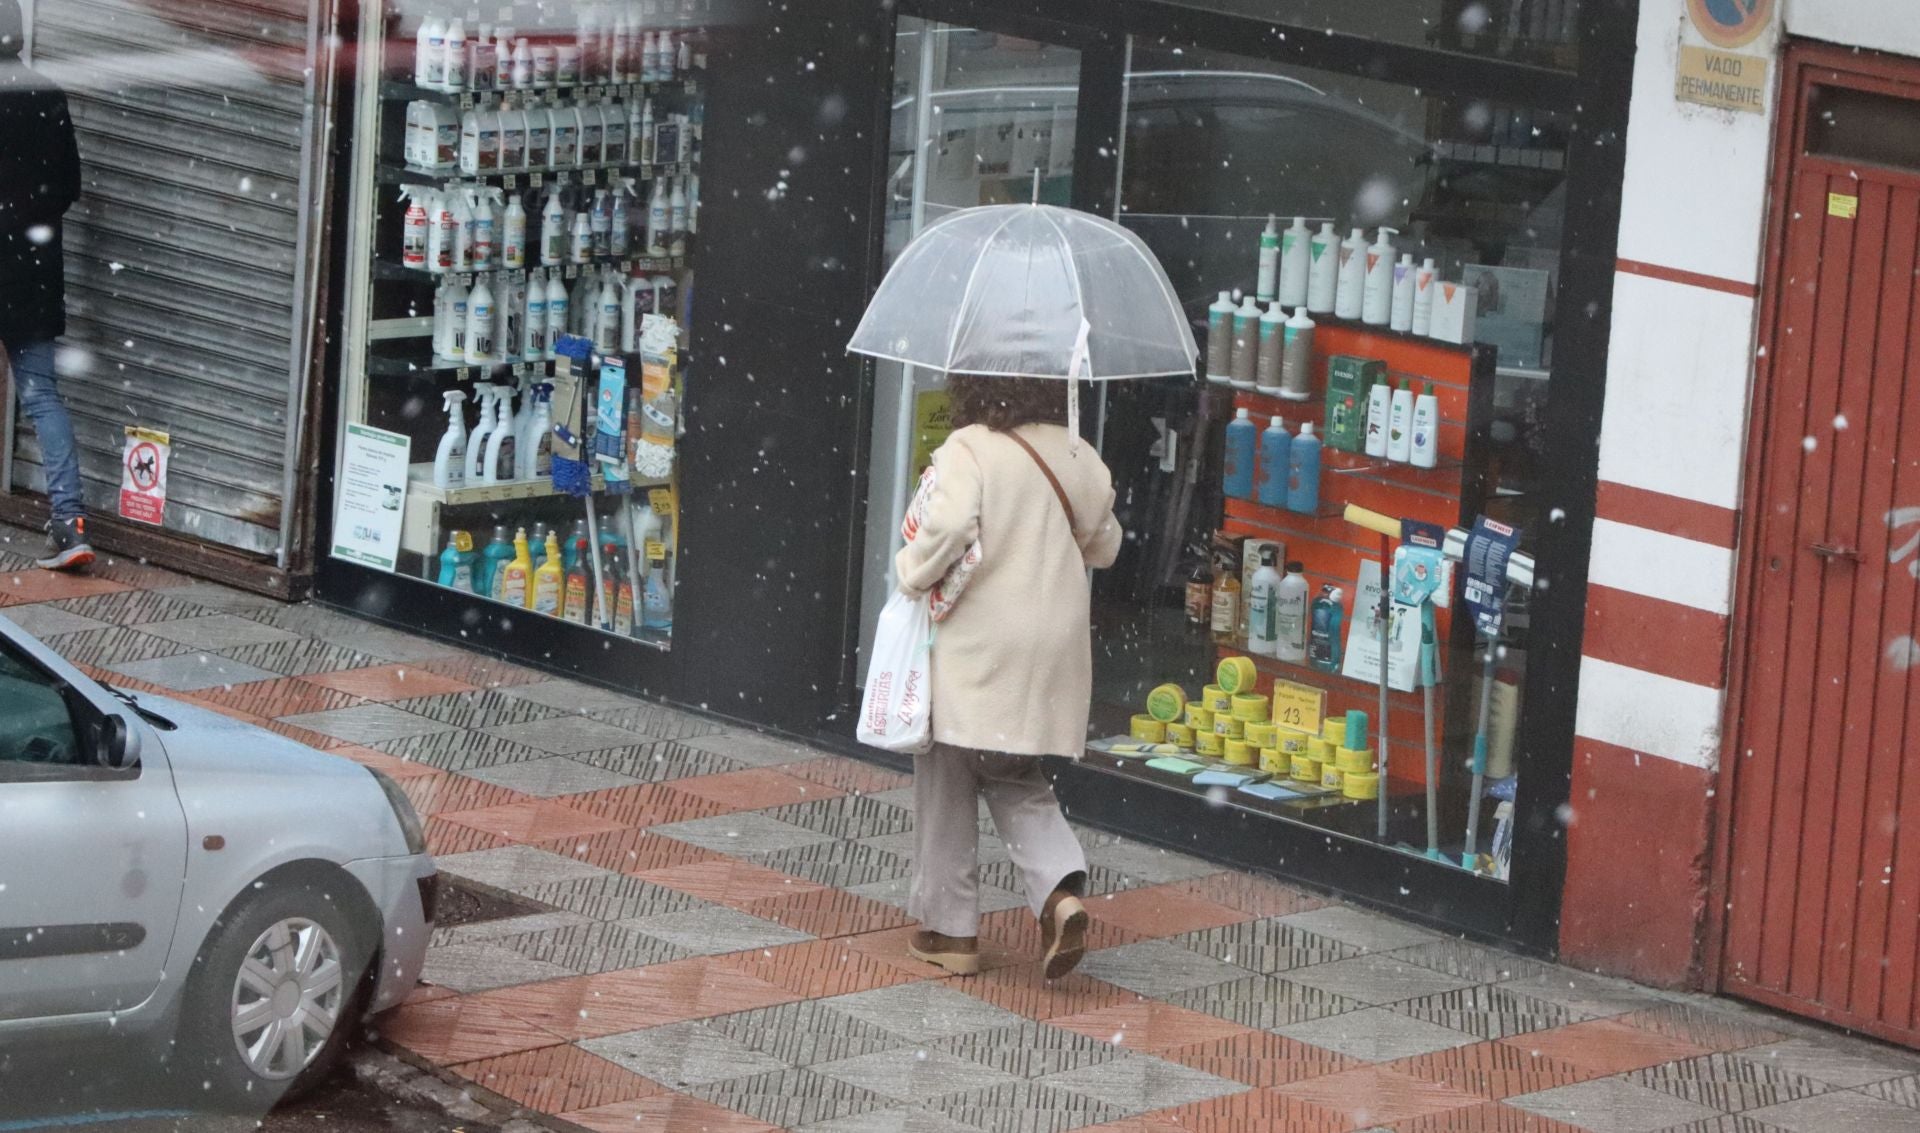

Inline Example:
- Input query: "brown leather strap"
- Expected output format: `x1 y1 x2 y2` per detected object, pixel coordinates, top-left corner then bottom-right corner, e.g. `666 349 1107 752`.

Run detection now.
1005 429 1078 533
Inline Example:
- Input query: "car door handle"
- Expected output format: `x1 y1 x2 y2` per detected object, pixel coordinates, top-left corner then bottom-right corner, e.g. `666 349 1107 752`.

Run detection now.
1810 542 1858 562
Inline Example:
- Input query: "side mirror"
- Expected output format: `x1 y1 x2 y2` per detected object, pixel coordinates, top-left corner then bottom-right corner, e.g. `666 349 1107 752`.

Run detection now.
91 712 139 771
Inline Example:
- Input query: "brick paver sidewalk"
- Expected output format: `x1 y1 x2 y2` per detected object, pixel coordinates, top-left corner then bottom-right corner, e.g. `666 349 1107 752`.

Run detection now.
4 528 1918 1133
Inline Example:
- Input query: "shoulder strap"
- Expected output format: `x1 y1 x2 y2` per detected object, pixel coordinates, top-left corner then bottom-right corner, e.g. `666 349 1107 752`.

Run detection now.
1004 429 1078 533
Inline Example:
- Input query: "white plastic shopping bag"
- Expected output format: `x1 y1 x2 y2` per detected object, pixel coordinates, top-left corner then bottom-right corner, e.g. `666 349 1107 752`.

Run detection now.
858 590 934 753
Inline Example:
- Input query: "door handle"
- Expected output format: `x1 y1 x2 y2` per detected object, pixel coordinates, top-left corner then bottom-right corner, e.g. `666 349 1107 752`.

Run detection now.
1810 542 1859 562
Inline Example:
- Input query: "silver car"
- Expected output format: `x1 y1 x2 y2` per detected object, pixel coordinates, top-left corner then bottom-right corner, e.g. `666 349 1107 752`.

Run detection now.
0 611 436 1105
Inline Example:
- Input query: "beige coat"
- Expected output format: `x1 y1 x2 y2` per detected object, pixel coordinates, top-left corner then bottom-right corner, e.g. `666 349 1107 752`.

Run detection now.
895 423 1122 758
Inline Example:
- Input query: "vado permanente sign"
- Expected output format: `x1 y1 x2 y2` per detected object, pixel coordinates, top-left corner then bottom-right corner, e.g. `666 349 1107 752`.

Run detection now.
1677 0 1775 114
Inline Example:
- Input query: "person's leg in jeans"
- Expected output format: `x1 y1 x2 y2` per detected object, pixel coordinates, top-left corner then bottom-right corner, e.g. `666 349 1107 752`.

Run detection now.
972 753 1091 977
7 340 92 570
907 744 986 974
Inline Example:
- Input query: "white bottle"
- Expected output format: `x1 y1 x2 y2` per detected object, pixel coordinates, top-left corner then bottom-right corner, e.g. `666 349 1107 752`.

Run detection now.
570 207 594 264
621 274 642 352
589 187 613 256
1410 381 1440 469
638 99 655 165
1387 380 1415 463
687 173 699 235
595 270 622 353
579 101 605 166
525 104 552 170
432 278 460 356
1246 549 1283 658
465 274 496 363
1255 214 1279 304
611 12 632 83
503 193 527 268
578 5 600 84
525 269 548 360
500 271 526 361
527 384 554 477
400 187 431 269
404 99 428 167
1365 378 1392 459
1306 222 1338 314
484 385 516 482
541 185 567 266
434 390 468 489
552 104 579 167
418 15 447 88
1278 216 1310 308
532 44 556 88
427 103 459 170
1411 257 1438 336
610 178 634 257
449 188 474 272
1335 227 1367 320
1390 254 1416 332
668 176 689 254
511 38 533 88
544 271 570 355
469 29 498 91
647 177 669 255
443 17 467 91
498 106 526 171
639 31 658 82
603 100 628 165
466 386 497 481
676 35 690 75
458 108 482 175
1361 227 1397 326
1274 561 1310 664
472 188 499 270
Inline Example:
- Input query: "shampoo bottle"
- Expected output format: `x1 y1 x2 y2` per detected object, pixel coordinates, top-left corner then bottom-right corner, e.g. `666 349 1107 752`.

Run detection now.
1255 214 1279 303
1361 227 1397 326
1256 301 1285 394
1390 253 1416 331
1364 378 1392 458
1279 215 1311 308
1286 421 1321 515
1275 560 1310 664
1246 547 1283 658
1411 257 1438 336
1409 380 1439 469
478 525 514 598
1309 585 1345 672
1335 227 1367 320
1306 222 1338 314
1387 379 1415 462
1229 295 1261 389
437 531 477 593
532 533 564 615
1223 407 1257 501
1257 415 1290 508
1279 308 1315 401
433 389 468 489
1205 290 1235 384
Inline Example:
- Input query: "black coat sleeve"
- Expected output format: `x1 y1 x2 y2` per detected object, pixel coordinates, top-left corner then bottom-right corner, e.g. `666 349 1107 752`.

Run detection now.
0 85 80 232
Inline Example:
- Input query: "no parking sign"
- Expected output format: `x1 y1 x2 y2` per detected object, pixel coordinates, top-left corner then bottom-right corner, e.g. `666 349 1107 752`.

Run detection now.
119 425 169 526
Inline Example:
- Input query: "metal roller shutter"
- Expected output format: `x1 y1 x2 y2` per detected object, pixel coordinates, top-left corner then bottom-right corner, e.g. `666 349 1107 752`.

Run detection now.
9 0 324 559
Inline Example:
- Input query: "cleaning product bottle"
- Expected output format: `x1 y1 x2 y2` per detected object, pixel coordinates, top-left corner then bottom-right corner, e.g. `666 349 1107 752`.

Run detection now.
1411 257 1438 336
525 103 552 170
1205 290 1235 384
611 178 634 258
1256 214 1280 303
1362 227 1397 326
570 206 593 264
1256 301 1286 394
501 271 526 362
524 269 548 360
1279 216 1311 308
1258 415 1290 508
469 25 498 91
1390 253 1416 332
437 531 477 592
417 13 447 87
579 101 604 166
638 98 655 165
470 187 498 270
540 185 567 266
544 271 569 355
443 16 467 90
563 540 591 624
589 187 613 257
427 189 456 273
502 192 527 269
668 176 689 255
647 177 670 256
442 275 469 360
458 107 482 174
1387 378 1415 463
1229 295 1261 390
399 187 431 270
1364 376 1392 458
502 105 529 170
611 11 632 82
1306 222 1338 314
528 383 554 477
431 279 456 357
482 384 515 481
1210 560 1240 648
1246 546 1283 658
532 532 564 615
1335 227 1367 320
1280 308 1315 401
464 274 495 364
1310 585 1345 672
552 102 579 166
496 527 533 607
466 386 498 482
448 187 474 272
1286 421 1321 514
595 270 622 354
433 390 468 488
1410 381 1439 468
477 524 513 597
1275 559 1310 663
511 36 532 88
621 274 643 352
527 522 550 570
1223 407 1256 501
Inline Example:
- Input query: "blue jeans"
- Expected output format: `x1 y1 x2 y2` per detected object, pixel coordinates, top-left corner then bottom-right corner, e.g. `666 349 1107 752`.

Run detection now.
7 340 85 521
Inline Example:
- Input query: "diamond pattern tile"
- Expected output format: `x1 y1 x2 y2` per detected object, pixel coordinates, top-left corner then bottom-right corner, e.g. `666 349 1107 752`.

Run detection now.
566 781 732 827
421 941 584 992
278 701 461 744
1507 1076 1724 1133
188 675 362 719
1390 1041 1600 1100
486 919 692 975
1614 1004 1789 1054
621 903 814 956
437 798 633 845
487 715 657 755
1159 871 1327 919
1631 1051 1836 1112
1857 1073 1920 1108
300 662 476 702
1274 905 1444 953
667 767 845 812
1039 1052 1251 1115
1049 1001 1255 1057
1127 1088 1349 1133
437 844 615 890
1078 939 1251 999
469 958 802 1040
767 794 919 841
1 602 109 638
582 1020 793 1088
414 652 551 689
107 651 280 692
1391 984 1586 1041
1729 1040 1918 1090
711 938 929 1000
535 826 727 875
1083 884 1253 939
1168 974 1365 1031
932 1019 1131 1080
781 756 913 794
736 887 914 939
395 688 569 729
583 739 747 782
520 872 712 921
375 728 555 771
814 1046 1021 1103
450 1042 662 1114
754 839 913 890
458 754 649 798
139 612 301 650
501 678 650 713
1273 1063 1486 1127
1159 1029 1360 1089
1274 1006 1480 1063
926 1079 1129 1133
1748 1089 1920 1133
957 961 1134 1023
1171 917 1360 974
1281 953 1477 1007
653 812 844 856
373 994 568 1065
637 857 829 907
820 982 1026 1044
791 1106 983 1133
1391 1100 1594 1132
707 998 909 1068
559 1091 780 1133
1501 1018 1716 1078
687 1067 894 1129
220 637 391 679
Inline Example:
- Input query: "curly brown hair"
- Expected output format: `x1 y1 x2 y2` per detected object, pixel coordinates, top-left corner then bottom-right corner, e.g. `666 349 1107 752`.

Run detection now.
945 374 1069 431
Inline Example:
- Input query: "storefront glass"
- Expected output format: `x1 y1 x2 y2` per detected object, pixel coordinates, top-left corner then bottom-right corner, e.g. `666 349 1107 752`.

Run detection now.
1191 0 1585 71
333 0 698 646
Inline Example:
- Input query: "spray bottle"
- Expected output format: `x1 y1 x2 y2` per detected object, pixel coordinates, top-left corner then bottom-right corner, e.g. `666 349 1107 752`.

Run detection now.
399 187 432 270
638 98 655 165
433 390 468 489
484 383 516 481
448 187 474 272
466 386 499 482
527 383 554 478
500 271 526 363
432 278 458 357
589 187 613 257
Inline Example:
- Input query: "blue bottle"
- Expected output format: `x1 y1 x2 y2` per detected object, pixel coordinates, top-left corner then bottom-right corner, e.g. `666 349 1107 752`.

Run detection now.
1309 584 1345 672
1257 415 1290 507
436 531 477 593
477 525 515 598
1286 420 1322 514
1223 407 1257 501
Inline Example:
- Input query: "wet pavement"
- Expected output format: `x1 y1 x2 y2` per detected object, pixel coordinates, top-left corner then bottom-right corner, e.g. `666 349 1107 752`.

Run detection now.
5 528 1920 1132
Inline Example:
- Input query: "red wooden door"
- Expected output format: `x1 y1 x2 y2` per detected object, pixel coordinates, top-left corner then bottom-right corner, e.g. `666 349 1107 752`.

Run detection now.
1723 48 1920 1047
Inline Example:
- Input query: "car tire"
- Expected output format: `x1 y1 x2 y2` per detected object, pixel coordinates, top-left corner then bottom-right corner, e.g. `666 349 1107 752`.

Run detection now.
176 877 372 1111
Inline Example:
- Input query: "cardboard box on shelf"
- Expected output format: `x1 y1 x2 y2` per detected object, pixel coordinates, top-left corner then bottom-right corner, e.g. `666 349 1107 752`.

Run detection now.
1324 355 1385 453
1430 282 1479 346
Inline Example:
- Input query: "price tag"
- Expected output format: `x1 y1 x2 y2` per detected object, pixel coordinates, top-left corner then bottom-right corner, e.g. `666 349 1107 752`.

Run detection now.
459 92 475 109
530 171 544 187
503 173 517 189
644 540 668 561
456 366 473 382
1270 679 1325 736
585 168 599 185
556 170 571 183
458 273 473 286
515 363 530 376
619 260 632 273
648 488 674 514
563 264 577 279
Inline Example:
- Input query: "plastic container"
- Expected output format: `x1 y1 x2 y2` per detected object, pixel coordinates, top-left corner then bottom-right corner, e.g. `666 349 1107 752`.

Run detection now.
1365 378 1392 458
1256 301 1286 394
1205 291 1236 384
1223 407 1257 500
1256 214 1279 302
1286 422 1321 514
1274 560 1309 664
1390 253 1416 332
1335 227 1367 320
1306 222 1337 314
1387 379 1415 463
1279 308 1315 401
1279 216 1311 308
1362 227 1397 325
1410 381 1439 469
1411 257 1438 336
1246 547 1282 657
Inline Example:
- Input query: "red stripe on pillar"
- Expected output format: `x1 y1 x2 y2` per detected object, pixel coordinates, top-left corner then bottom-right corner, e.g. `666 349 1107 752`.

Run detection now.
1616 257 1760 298
1596 481 1740 548
1582 584 1733 689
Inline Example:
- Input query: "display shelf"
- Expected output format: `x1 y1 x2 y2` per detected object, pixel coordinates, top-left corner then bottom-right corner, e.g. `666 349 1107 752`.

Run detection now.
405 462 667 506
379 77 700 104
377 161 687 188
366 343 545 378
370 255 684 287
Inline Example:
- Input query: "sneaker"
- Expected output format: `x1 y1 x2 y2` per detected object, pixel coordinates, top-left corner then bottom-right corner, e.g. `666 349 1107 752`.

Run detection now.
907 930 981 976
36 517 94 572
1039 888 1088 979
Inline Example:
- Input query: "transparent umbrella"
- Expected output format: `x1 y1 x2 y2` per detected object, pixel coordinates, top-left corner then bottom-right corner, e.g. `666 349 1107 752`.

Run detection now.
846 202 1198 381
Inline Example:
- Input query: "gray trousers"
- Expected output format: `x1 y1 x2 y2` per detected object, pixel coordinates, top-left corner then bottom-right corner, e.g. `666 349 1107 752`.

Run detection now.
909 745 1089 938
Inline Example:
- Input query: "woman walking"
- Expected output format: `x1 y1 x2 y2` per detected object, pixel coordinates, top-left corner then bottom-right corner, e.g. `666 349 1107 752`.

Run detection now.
894 375 1122 979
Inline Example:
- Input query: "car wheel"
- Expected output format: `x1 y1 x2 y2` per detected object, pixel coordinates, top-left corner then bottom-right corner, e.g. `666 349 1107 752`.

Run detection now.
180 879 371 1110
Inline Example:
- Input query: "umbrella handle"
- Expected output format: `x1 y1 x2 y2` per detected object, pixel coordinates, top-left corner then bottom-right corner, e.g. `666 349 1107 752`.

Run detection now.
1031 167 1041 205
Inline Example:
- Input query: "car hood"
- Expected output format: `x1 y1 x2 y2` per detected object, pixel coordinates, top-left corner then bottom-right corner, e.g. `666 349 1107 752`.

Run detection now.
128 690 370 782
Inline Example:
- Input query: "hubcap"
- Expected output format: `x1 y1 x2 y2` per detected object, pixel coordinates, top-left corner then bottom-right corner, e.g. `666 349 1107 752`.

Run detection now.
229 917 344 1080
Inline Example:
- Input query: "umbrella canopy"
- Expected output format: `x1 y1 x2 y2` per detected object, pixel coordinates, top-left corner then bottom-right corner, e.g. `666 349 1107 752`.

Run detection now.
847 204 1198 380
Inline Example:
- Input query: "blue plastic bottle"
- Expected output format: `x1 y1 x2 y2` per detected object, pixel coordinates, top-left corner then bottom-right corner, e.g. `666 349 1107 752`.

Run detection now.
436 531 477 593
478 524 515 598
1309 584 1345 672
1223 407 1257 501
1257 415 1290 507
1286 420 1322 514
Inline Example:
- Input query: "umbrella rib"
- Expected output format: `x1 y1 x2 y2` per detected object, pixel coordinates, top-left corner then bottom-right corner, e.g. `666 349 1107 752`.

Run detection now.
1035 206 1089 375
944 208 1029 374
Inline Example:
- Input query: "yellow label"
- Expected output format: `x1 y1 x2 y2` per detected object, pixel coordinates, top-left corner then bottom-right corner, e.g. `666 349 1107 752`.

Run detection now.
649 488 675 514
644 540 668 561
1674 45 1768 114
1271 679 1326 734
1828 192 1859 219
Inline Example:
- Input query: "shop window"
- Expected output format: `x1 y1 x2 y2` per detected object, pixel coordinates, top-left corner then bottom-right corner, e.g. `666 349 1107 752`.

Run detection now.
1177 0 1584 71
1087 42 1566 879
